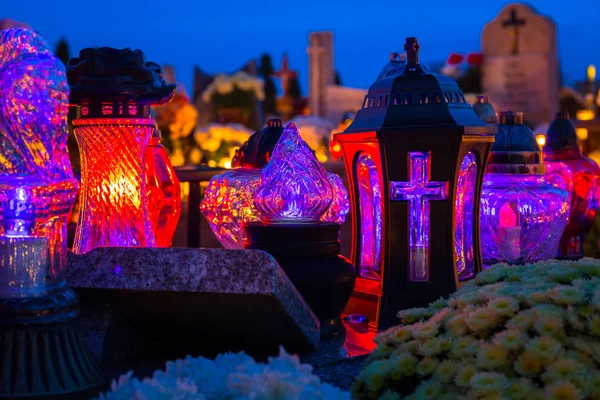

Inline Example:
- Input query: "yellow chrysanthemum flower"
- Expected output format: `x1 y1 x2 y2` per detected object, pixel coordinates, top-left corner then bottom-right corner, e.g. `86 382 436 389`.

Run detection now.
416 357 438 376
434 361 457 383
396 353 416 377
544 380 582 400
446 314 469 336
465 306 500 332
470 372 507 397
505 378 534 400
489 296 520 317
514 352 543 376
477 344 508 369
454 365 477 388
534 316 565 338
541 359 584 384
418 338 443 357
414 379 442 399
549 285 586 306
390 326 411 344
493 329 527 351
525 336 563 365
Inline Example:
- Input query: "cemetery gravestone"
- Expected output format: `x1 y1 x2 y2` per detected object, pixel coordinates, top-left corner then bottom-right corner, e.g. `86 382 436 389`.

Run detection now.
68 248 320 359
482 3 559 126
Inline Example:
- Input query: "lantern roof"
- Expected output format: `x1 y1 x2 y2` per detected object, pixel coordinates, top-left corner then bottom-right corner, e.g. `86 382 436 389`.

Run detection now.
545 112 579 152
342 37 494 136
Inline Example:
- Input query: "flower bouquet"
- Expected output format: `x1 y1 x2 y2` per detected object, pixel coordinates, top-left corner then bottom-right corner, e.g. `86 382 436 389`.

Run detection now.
202 71 264 127
96 347 348 400
193 123 253 168
353 258 600 399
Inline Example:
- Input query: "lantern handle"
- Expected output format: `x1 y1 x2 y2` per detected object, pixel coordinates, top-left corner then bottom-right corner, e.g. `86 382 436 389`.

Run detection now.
404 37 420 65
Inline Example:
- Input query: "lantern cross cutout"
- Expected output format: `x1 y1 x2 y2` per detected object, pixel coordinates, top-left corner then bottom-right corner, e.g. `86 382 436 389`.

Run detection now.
502 8 526 55
390 152 449 282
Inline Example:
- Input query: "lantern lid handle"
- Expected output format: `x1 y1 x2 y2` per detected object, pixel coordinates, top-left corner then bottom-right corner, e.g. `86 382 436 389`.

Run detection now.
404 37 420 65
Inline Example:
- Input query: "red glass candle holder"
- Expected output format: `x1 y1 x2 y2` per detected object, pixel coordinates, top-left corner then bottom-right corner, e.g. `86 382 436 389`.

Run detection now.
544 112 600 258
72 117 156 253
146 128 181 247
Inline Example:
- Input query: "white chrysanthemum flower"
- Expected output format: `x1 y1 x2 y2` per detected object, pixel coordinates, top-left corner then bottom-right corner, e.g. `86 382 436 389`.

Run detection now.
465 306 500 332
525 336 563 364
493 329 527 351
416 357 438 376
470 372 507 397
489 296 520 317
477 344 508 369
544 380 583 400
98 347 349 400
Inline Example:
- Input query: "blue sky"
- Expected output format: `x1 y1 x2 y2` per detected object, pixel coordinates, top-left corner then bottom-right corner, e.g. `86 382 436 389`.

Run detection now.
4 0 599 95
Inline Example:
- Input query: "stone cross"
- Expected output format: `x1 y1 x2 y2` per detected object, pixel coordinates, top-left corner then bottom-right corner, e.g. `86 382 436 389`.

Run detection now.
502 8 526 55
273 53 297 97
390 152 448 282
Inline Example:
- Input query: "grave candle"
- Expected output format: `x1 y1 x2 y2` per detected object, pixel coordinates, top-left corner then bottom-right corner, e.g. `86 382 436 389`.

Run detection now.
334 37 496 333
243 122 355 337
543 112 600 258
480 111 570 267
0 28 103 397
66 47 176 253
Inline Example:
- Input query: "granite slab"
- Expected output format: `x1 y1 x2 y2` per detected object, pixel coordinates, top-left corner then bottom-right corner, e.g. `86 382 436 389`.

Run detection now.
67 248 320 358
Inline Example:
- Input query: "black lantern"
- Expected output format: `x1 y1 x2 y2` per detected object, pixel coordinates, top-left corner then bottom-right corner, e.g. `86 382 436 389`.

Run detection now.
334 38 496 334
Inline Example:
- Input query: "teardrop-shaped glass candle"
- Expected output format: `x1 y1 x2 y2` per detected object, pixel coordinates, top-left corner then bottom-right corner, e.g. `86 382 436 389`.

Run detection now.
254 123 333 222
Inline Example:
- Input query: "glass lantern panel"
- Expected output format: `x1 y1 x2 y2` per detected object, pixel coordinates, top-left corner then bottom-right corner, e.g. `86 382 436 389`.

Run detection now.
390 152 448 282
480 174 569 267
355 153 383 280
455 152 477 281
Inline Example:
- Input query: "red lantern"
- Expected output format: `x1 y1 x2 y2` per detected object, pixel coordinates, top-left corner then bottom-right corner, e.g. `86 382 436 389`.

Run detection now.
447 52 464 65
466 52 484 66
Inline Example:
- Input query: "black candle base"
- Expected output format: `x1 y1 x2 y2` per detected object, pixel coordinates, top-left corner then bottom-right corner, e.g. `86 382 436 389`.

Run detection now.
244 222 356 339
0 319 104 398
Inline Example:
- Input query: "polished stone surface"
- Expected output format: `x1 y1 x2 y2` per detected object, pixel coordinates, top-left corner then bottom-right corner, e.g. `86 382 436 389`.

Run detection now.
68 248 320 357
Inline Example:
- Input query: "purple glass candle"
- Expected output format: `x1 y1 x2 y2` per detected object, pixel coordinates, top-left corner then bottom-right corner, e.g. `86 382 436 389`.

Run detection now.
481 111 569 267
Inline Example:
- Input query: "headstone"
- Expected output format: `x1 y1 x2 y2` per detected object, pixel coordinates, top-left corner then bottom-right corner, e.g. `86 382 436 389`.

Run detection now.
68 248 320 357
482 3 559 126
308 32 335 118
